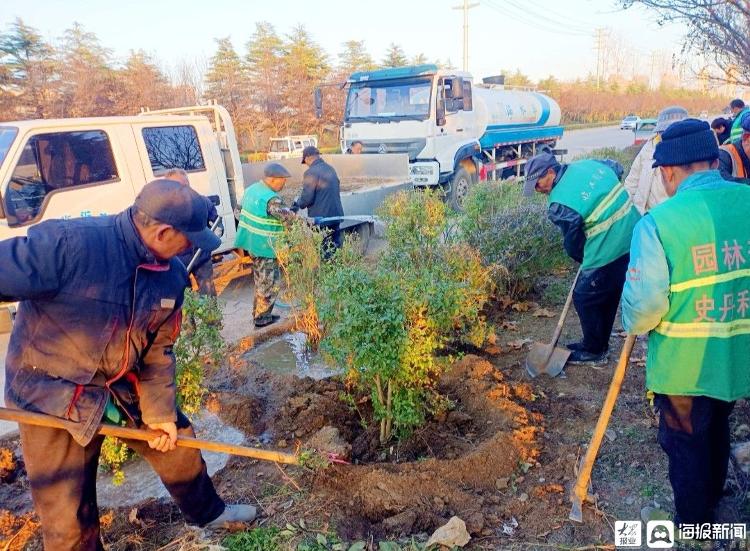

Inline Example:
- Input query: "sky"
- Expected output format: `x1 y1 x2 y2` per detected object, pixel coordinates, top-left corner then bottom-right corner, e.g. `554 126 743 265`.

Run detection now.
0 0 688 83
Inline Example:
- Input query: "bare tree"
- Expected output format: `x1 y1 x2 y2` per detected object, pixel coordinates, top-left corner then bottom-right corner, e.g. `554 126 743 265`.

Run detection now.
621 0 750 86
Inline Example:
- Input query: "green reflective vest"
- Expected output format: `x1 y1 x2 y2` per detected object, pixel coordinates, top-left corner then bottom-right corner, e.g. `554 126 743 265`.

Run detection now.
548 160 640 269
729 107 750 143
648 178 750 401
234 181 283 259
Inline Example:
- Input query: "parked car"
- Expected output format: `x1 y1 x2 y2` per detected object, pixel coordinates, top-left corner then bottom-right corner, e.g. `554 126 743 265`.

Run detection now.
699 110 709 119
620 115 641 130
633 118 658 146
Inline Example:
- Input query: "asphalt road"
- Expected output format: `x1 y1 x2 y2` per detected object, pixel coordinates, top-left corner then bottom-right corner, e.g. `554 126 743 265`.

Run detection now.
558 124 637 159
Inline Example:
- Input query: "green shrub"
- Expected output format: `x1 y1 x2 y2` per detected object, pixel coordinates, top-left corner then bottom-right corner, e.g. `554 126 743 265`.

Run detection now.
99 290 225 482
276 220 326 347
460 181 569 298
174 290 225 413
316 191 490 442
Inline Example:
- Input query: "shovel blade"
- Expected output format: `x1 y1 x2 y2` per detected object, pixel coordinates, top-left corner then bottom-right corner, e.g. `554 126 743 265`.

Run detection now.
525 342 571 378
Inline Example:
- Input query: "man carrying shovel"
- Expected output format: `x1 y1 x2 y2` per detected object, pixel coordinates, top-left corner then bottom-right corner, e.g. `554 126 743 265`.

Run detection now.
622 119 750 526
524 152 640 366
0 179 255 550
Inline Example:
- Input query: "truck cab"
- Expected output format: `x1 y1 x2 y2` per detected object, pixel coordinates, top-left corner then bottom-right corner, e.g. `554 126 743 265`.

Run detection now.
0 104 245 332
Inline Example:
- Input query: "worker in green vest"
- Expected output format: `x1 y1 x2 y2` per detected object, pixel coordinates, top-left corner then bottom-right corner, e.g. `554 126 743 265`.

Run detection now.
235 163 297 328
727 98 750 144
524 152 640 365
622 119 750 525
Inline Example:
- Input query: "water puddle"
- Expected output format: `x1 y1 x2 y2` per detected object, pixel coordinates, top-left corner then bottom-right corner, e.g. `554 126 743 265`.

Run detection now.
244 332 342 380
97 411 244 508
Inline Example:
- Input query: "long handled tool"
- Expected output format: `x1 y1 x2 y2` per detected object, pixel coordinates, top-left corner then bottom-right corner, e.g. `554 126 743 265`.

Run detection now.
185 217 223 274
568 334 636 522
525 268 582 378
0 406 299 465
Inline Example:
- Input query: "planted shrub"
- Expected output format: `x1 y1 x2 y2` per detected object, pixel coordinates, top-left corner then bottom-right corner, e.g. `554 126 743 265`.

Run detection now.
460 181 569 299
280 190 491 443
275 220 326 347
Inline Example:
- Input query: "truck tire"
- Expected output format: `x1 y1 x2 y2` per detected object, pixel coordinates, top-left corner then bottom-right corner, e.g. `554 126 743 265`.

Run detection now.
448 167 472 211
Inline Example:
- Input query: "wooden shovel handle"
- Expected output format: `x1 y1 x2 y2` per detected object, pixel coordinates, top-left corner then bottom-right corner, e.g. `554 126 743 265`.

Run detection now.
569 334 636 517
548 267 583 348
0 406 299 465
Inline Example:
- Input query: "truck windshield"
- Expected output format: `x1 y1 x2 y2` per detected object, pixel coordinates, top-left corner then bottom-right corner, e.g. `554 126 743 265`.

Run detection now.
345 77 432 122
269 140 290 152
0 126 18 169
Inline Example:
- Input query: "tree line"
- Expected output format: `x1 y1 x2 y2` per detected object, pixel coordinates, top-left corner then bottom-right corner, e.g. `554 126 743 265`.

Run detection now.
0 17 727 152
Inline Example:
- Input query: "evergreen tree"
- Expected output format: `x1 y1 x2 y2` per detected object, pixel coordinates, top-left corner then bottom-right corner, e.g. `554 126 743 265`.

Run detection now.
0 18 56 118
382 43 407 68
245 22 285 140
411 52 428 65
116 50 173 113
204 37 248 122
338 40 375 75
56 22 117 116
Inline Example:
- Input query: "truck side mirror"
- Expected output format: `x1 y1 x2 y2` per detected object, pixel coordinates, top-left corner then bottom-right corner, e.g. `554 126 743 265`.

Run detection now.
314 88 323 118
437 99 446 126
452 77 464 100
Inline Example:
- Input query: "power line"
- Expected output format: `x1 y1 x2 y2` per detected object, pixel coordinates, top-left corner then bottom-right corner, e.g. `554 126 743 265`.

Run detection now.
452 0 480 72
484 0 591 37
504 0 592 33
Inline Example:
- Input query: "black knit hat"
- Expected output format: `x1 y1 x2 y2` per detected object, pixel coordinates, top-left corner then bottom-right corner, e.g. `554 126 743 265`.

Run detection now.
652 118 719 168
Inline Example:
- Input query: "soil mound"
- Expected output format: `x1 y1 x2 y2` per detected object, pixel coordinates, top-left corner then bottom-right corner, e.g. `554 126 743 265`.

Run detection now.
311 355 542 538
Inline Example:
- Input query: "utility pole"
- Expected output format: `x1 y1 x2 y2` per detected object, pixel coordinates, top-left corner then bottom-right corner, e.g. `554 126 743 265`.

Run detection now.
593 27 606 90
453 0 479 72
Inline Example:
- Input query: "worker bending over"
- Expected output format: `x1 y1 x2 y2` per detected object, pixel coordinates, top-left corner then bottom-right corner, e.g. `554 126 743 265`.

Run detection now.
0 180 254 550
622 119 750 525
524 152 640 365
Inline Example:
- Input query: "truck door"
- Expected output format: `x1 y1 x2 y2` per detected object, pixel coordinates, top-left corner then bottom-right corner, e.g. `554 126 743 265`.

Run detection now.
435 77 476 174
132 121 237 254
0 127 137 237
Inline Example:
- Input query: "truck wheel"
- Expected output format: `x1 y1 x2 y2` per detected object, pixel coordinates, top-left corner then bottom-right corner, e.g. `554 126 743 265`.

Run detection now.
448 167 472 211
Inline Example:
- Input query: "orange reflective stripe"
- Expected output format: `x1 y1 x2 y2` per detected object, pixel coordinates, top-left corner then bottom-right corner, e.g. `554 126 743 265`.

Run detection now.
720 144 746 178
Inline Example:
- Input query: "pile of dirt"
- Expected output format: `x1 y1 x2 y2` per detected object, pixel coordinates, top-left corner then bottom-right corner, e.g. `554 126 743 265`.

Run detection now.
310 355 543 539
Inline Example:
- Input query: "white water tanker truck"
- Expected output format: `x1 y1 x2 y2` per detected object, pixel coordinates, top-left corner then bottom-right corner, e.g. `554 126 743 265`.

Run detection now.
316 64 564 209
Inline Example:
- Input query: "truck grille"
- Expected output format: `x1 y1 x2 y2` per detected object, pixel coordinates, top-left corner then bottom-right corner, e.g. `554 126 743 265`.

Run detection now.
358 139 426 161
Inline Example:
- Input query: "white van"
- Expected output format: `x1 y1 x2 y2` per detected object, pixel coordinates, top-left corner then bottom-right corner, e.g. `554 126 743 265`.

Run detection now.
267 135 318 160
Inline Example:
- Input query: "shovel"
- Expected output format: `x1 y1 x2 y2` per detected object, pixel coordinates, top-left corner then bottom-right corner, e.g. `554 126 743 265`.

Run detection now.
568 334 636 522
0 406 299 465
525 268 582 378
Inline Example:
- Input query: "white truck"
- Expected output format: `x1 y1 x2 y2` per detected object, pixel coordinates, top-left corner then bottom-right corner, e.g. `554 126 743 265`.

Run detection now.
316 64 564 209
267 135 318 160
0 104 247 331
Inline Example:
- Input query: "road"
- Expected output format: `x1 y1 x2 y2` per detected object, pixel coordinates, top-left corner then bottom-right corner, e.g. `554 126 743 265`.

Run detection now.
0 124 640 440
557 124 636 159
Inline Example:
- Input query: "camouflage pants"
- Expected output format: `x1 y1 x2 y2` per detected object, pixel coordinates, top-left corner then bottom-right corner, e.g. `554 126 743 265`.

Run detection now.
251 256 280 323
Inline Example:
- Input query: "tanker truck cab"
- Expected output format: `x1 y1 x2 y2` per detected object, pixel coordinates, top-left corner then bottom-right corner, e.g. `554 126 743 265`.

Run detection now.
0 104 245 333
338 64 563 209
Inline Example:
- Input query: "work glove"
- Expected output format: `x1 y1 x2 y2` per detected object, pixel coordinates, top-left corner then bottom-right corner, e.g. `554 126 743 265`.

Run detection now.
290 201 300 213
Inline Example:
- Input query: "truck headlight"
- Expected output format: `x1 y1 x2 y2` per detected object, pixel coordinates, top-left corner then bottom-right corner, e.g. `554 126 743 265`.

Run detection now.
410 165 434 175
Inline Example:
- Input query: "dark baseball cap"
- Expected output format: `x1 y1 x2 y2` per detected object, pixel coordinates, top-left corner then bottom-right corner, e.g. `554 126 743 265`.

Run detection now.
135 179 222 252
523 153 561 196
301 145 320 163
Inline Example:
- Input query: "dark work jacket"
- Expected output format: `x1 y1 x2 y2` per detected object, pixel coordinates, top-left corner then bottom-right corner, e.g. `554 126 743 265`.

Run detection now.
718 140 750 184
177 196 221 270
295 158 344 219
1 208 187 445
547 159 626 270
